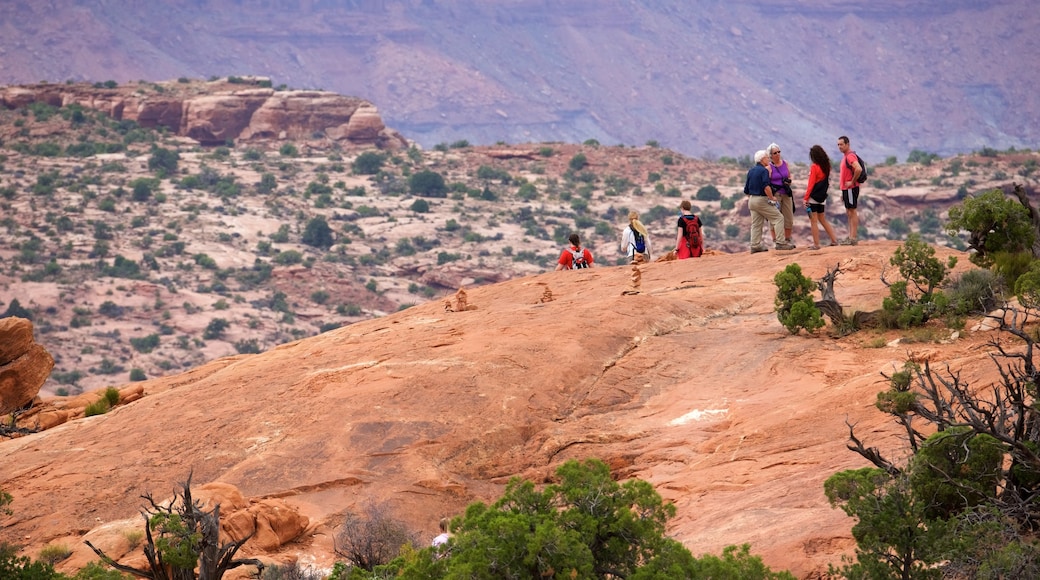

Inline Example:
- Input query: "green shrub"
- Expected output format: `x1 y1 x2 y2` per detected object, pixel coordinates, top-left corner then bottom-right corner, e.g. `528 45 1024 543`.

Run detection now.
234 339 261 354
148 147 179 177
1015 261 1040 309
409 170 448 197
73 560 134 579
695 184 722 201
203 318 229 340
279 143 299 157
880 235 957 328
273 250 303 265
910 428 1003 519
302 217 334 249
356 459 793 579
37 543 71 565
773 263 824 334
0 542 64 579
569 152 588 171
409 198 430 213
130 334 160 354
945 189 1035 266
944 268 1003 315
129 368 147 381
84 399 110 416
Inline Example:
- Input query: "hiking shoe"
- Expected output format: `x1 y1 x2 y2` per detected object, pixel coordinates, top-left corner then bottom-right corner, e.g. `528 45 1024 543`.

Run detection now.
774 242 796 250
750 246 768 254
807 245 821 250
839 238 858 246
829 241 839 246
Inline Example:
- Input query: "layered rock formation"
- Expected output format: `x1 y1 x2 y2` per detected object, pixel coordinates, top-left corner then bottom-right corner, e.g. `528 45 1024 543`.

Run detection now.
0 80 409 149
0 317 53 415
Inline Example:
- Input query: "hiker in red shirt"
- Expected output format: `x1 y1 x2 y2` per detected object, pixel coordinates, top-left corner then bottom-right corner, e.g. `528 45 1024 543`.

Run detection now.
556 233 595 270
837 135 863 245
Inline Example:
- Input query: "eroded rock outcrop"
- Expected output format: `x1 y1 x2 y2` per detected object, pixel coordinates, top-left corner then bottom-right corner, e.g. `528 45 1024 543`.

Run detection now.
0 317 53 414
0 80 409 150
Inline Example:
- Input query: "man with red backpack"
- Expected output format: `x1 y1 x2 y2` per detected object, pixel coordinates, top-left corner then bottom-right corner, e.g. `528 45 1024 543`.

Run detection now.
555 233 595 270
674 200 704 259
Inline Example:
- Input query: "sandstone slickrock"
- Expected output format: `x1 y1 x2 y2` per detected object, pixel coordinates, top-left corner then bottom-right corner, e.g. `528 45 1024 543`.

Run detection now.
0 243 1007 578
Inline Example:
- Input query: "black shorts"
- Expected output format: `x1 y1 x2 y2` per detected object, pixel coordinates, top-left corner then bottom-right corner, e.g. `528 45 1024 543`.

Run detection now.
808 203 826 214
842 187 860 209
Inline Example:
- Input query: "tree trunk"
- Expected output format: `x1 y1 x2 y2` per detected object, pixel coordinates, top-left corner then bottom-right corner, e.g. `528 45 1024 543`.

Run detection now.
1009 182 1040 258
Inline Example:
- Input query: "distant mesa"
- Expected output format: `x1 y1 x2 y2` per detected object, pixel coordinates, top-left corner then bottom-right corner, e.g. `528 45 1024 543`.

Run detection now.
0 77 410 150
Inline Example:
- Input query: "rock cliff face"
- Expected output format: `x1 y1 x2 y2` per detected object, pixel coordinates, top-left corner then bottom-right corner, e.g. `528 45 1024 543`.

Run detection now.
0 79 409 149
0 317 53 415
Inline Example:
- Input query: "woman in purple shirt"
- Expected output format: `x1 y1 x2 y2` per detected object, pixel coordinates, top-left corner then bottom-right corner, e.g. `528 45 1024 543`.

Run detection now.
767 143 795 246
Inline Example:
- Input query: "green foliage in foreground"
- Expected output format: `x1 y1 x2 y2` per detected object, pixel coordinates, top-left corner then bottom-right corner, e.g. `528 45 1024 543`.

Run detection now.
0 545 132 580
829 312 1040 577
338 459 793 579
773 263 823 335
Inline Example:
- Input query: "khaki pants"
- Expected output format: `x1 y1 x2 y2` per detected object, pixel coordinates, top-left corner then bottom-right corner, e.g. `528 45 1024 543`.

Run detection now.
748 196 785 248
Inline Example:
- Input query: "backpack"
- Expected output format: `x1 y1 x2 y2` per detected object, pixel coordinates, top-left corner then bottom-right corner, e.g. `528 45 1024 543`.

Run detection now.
569 247 589 269
630 227 646 254
846 153 868 184
680 215 703 258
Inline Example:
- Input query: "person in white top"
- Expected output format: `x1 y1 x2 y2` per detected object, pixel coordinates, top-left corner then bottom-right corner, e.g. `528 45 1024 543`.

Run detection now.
431 517 451 552
619 211 652 263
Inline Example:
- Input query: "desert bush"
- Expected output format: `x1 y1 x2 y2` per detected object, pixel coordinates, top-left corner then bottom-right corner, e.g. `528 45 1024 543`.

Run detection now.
774 263 824 334
84 399 110 416
0 542 63 579
302 217 334 249
695 184 722 201
352 151 385 175
349 459 792 579
203 318 229 340
261 562 324 580
991 250 1035 292
37 544 71 565
148 146 179 177
74 560 134 579
130 334 160 354
409 170 448 198
945 189 1035 266
944 268 1004 315
273 250 303 265
234 339 261 354
879 235 957 329
569 152 588 171
129 368 147 381
334 502 419 571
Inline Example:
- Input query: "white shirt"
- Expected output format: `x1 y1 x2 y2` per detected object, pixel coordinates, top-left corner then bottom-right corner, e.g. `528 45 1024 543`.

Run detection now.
619 225 651 258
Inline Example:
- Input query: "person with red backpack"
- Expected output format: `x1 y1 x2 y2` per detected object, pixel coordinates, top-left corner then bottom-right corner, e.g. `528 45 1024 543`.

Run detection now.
674 200 704 259
555 233 595 270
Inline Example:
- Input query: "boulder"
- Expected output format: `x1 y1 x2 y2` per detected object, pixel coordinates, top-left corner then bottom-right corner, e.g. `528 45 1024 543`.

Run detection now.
0 318 54 414
0 316 34 364
247 499 310 551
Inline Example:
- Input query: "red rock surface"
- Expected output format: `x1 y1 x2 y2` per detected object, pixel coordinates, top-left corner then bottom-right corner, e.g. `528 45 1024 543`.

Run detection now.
0 241 1006 577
